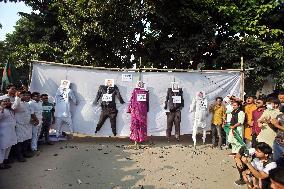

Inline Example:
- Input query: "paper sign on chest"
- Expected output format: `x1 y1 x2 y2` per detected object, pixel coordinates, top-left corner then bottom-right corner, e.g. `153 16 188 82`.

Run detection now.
137 94 147 102
102 94 112 102
172 96 181 103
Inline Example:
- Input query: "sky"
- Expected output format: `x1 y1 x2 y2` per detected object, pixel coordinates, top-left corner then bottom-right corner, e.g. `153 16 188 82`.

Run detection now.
0 2 32 41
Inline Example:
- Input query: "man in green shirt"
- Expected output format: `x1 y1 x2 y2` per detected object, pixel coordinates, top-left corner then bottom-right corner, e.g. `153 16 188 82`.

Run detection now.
40 94 55 145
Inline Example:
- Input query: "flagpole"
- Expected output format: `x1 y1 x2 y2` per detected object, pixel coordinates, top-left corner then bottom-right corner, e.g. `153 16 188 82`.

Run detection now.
240 57 245 101
28 61 33 87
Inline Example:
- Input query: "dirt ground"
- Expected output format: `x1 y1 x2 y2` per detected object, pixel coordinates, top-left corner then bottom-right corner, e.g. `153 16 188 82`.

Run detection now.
0 135 246 189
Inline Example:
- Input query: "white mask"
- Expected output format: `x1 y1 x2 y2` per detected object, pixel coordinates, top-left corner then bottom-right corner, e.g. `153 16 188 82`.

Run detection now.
266 104 273 110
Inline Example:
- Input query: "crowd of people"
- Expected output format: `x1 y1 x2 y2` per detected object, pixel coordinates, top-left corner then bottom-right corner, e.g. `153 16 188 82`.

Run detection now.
0 84 56 168
0 83 284 189
209 92 284 188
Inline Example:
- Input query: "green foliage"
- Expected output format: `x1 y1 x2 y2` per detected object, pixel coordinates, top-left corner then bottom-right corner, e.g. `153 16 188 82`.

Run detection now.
0 0 283 94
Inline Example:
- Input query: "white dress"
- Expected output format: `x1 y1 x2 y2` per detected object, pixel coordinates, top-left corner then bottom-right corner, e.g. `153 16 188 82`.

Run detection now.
12 97 32 143
54 87 76 118
189 93 209 146
0 109 17 149
190 96 208 129
54 87 77 135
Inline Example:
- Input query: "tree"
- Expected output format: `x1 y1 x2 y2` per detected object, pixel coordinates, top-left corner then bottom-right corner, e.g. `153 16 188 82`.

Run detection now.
0 0 68 83
215 0 284 92
0 0 283 94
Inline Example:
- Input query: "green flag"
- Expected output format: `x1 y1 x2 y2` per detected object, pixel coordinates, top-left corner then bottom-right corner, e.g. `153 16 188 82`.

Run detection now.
224 123 246 146
1 61 18 94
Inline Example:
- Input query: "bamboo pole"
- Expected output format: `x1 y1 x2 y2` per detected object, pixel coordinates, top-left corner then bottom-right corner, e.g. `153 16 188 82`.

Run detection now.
31 60 247 73
28 61 33 87
240 57 245 101
138 57 142 81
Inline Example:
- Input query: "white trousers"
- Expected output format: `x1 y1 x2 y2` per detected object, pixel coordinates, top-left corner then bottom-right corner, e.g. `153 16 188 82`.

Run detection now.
56 117 73 137
0 147 11 163
31 123 42 151
192 118 207 147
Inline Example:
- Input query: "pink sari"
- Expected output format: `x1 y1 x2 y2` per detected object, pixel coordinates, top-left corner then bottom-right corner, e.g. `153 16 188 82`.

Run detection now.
127 88 149 142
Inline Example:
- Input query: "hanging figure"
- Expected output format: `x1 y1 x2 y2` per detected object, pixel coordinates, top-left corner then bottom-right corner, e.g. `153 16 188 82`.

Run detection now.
94 79 125 136
189 91 208 147
164 82 184 142
54 80 77 139
127 81 149 144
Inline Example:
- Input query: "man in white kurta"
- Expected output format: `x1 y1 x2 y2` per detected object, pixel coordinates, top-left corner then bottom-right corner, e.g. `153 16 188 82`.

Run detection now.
29 92 43 151
0 96 17 169
189 91 208 146
12 91 33 161
257 98 281 147
54 83 77 138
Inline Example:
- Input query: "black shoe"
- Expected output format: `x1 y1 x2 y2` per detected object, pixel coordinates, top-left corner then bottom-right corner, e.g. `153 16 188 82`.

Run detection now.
114 133 117 136
46 141 53 145
23 152 34 158
176 138 180 142
3 159 14 164
234 179 246 186
17 157 27 162
0 163 11 169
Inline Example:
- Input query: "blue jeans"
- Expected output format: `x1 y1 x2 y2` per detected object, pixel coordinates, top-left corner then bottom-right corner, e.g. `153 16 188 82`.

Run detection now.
273 141 284 161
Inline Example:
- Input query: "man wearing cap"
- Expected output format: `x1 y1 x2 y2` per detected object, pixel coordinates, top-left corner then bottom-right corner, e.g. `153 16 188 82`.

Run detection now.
0 96 17 169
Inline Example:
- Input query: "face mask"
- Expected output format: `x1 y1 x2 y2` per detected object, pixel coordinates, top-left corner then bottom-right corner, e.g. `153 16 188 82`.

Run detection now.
266 104 273 110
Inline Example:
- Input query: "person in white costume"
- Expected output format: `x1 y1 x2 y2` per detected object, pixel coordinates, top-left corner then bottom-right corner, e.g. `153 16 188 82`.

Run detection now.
12 91 34 162
0 96 17 169
29 92 43 151
189 91 208 147
54 80 77 138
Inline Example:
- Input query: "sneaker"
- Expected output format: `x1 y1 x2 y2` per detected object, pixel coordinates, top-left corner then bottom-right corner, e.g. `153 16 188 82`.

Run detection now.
234 179 246 186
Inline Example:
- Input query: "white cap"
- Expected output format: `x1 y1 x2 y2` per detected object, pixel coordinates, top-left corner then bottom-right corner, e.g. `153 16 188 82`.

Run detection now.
0 95 9 101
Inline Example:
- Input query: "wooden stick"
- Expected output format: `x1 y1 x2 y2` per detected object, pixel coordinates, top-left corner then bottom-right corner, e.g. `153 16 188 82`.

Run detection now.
31 60 251 73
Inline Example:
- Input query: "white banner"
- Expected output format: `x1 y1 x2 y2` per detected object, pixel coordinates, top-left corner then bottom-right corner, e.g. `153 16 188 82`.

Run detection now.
29 62 241 136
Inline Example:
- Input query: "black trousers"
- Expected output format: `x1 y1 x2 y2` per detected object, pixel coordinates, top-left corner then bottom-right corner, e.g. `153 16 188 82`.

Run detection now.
40 120 51 142
166 110 181 138
15 140 29 159
251 134 258 148
96 108 118 135
221 127 227 145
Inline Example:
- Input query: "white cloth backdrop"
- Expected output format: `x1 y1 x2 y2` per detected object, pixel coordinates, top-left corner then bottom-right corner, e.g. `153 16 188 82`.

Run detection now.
29 63 241 136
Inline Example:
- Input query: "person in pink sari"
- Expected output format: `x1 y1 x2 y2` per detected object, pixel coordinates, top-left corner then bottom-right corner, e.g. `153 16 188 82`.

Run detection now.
127 81 149 143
